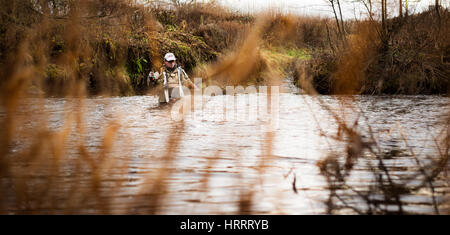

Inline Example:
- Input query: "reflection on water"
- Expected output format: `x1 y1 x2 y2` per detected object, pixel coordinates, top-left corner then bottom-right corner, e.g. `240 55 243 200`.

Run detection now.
3 92 449 214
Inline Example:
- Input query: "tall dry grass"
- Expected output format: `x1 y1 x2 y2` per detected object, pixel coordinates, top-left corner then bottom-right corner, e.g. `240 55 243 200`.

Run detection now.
293 2 450 214
0 2 297 213
333 21 380 94
297 7 450 95
0 0 448 215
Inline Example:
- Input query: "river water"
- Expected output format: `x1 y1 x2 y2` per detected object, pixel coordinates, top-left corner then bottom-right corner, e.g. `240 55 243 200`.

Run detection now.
4 83 450 214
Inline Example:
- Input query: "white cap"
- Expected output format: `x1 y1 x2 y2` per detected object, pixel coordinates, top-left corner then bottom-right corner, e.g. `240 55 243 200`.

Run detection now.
164 53 176 61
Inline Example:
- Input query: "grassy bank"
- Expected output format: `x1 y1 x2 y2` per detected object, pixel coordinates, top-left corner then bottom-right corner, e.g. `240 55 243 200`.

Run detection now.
294 7 450 95
0 0 336 96
1 1 448 96
0 1 245 96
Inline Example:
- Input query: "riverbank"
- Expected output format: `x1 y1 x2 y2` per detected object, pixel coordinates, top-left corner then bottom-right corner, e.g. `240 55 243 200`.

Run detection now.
0 1 334 96
293 8 449 95
0 1 448 96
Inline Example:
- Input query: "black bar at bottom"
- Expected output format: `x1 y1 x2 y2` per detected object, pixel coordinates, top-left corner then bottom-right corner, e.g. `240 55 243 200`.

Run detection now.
1 215 444 234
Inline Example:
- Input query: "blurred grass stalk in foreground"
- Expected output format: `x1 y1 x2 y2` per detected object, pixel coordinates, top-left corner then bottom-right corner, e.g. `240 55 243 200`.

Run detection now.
0 0 448 214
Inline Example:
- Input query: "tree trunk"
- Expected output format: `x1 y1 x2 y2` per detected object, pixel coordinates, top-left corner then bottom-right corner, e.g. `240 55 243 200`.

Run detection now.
364 0 373 20
329 0 342 39
399 0 403 18
337 0 345 36
405 0 408 17
381 0 386 35
435 0 441 27
381 0 389 48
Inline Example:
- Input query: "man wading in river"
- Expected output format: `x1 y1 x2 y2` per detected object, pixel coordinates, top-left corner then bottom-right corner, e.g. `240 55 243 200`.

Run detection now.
152 53 195 103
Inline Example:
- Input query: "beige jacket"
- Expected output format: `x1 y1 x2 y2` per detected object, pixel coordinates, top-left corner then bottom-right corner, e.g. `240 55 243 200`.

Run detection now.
157 65 193 88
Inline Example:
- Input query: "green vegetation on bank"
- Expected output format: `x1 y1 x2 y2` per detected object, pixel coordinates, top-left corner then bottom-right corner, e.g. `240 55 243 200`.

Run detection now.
0 0 448 96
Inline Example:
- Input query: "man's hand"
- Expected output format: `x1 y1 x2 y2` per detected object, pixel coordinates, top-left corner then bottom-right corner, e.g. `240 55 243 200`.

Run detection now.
148 71 160 83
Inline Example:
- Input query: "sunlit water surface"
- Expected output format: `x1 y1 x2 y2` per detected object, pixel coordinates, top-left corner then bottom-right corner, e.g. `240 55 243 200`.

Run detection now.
5 83 450 214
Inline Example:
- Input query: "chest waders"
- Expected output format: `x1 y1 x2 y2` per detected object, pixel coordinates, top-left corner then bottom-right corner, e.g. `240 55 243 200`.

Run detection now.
162 71 170 103
162 68 185 103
